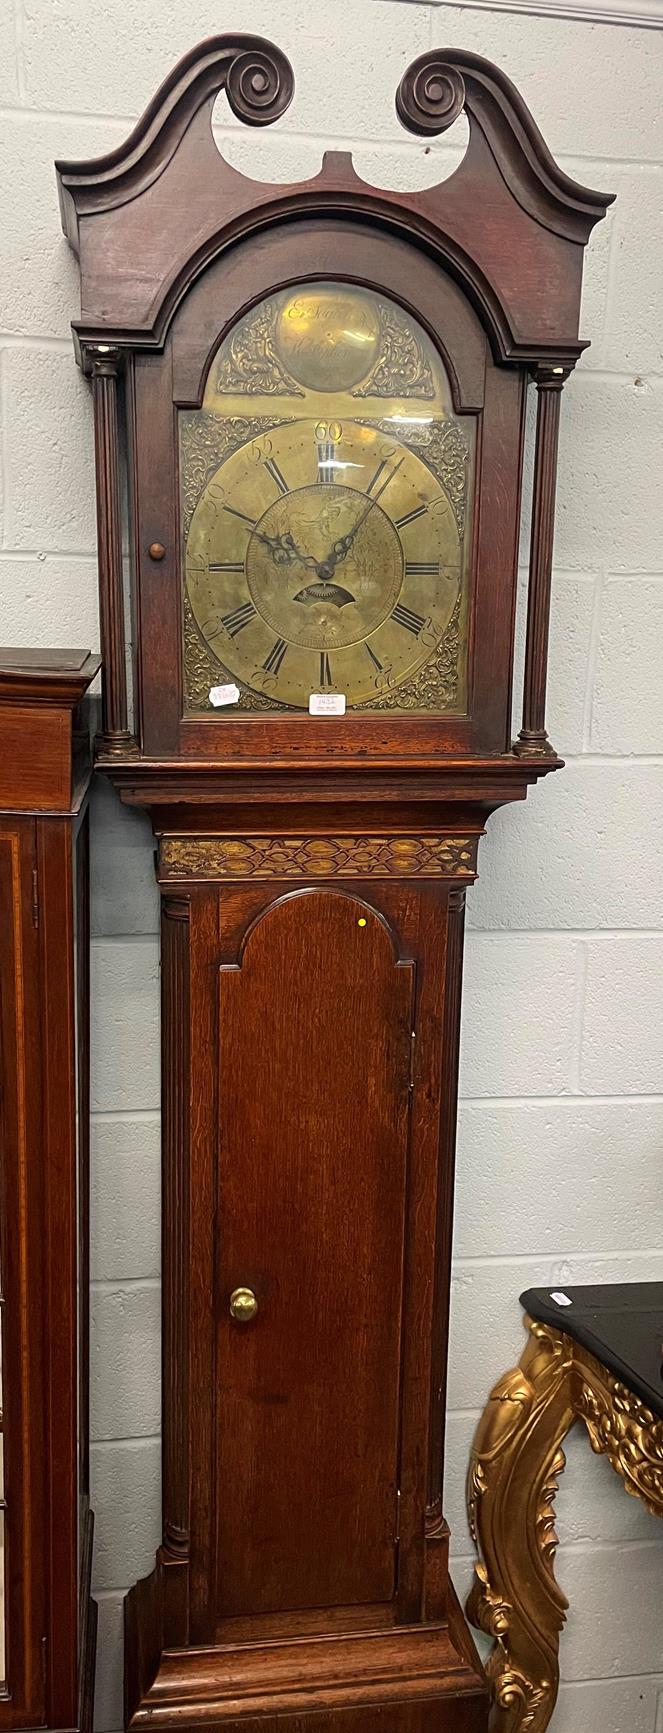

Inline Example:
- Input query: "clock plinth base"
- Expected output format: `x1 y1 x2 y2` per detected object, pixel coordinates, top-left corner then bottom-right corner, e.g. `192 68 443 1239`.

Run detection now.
125 1580 488 1733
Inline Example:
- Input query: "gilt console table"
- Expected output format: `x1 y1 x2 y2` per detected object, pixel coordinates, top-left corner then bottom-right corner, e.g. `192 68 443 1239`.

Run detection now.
466 1283 663 1731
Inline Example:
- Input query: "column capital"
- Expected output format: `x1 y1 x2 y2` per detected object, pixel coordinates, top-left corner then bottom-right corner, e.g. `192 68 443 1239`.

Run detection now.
83 341 124 378
532 363 571 391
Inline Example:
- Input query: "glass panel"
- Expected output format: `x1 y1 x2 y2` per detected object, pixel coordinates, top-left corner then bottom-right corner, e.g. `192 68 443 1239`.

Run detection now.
180 282 475 716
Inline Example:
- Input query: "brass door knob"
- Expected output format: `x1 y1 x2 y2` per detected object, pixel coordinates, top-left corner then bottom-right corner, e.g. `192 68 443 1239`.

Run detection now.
229 1286 258 1323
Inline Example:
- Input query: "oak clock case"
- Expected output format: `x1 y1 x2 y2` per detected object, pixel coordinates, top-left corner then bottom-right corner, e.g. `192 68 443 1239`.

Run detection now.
55 37 612 1733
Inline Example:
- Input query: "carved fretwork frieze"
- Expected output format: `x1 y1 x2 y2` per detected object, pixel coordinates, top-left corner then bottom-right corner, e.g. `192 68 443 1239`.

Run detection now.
160 833 478 882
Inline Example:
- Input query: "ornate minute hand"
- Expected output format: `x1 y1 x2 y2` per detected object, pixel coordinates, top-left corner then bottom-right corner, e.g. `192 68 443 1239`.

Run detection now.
317 459 406 578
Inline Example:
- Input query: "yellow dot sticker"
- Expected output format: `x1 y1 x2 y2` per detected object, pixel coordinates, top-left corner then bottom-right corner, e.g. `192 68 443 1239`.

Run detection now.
358 918 367 927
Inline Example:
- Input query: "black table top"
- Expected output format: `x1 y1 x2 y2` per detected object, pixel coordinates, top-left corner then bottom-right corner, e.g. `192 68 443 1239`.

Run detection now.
520 1283 663 1422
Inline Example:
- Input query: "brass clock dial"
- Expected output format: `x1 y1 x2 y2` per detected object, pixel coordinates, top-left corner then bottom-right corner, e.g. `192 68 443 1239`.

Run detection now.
180 282 474 714
186 420 461 709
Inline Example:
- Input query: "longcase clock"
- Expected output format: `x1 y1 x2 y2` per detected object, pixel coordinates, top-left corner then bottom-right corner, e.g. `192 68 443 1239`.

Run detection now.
55 40 612 1733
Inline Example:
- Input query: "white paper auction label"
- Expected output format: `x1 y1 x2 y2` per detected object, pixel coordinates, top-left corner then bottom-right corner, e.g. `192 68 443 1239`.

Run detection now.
209 683 240 707
309 692 346 716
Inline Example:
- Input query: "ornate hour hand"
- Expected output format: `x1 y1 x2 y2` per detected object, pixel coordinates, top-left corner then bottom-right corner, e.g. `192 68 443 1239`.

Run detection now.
254 528 318 569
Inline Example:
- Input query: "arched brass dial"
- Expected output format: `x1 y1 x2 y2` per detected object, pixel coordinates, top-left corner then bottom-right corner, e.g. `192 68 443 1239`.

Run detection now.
186 418 462 710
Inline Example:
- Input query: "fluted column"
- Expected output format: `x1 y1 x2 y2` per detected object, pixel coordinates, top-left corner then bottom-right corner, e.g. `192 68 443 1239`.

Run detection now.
516 368 568 758
88 344 134 754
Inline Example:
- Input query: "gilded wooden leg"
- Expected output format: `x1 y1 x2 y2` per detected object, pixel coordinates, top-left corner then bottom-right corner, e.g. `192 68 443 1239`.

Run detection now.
466 1318 576 1732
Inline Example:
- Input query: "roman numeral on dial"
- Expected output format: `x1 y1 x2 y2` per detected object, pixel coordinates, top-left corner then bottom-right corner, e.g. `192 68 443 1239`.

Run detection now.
405 561 439 576
392 603 426 636
319 652 332 687
220 601 256 637
263 638 288 676
317 441 336 484
263 457 289 496
395 504 428 529
209 561 244 573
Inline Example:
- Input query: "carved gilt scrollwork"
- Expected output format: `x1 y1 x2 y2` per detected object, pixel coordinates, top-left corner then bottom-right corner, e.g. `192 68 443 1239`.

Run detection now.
467 1316 663 1732
466 1320 575 1733
577 1364 663 1518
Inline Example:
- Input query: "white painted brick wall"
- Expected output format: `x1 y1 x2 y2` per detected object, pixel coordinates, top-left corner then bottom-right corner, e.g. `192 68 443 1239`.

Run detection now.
1 3 662 1728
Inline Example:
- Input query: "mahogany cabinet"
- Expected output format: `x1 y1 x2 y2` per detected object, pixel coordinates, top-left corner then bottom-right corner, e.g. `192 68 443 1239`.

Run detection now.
54 39 613 1733
0 650 99 1733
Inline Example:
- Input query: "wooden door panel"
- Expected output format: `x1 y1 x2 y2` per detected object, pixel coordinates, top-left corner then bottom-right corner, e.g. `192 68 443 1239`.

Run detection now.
214 889 414 1619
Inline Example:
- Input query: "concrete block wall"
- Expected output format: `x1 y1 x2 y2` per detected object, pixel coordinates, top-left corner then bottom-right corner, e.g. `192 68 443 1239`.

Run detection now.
1 2 662 1728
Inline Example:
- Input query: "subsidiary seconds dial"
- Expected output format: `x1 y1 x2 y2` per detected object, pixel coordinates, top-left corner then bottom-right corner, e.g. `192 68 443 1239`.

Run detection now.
185 419 462 710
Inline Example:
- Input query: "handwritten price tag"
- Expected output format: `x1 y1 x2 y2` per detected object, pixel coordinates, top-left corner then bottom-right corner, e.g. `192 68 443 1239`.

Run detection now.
309 693 346 716
209 683 240 708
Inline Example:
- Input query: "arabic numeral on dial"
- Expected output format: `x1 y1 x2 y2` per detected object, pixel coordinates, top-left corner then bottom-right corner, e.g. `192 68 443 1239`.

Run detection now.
249 434 273 462
365 642 395 693
314 421 343 443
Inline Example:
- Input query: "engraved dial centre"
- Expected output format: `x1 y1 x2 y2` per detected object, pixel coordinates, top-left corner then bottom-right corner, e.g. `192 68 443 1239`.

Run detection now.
246 484 403 651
